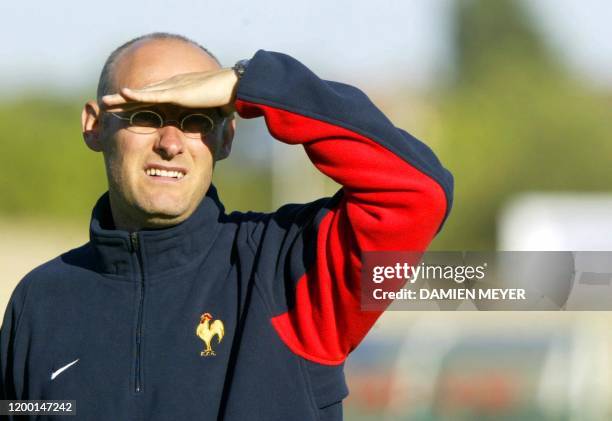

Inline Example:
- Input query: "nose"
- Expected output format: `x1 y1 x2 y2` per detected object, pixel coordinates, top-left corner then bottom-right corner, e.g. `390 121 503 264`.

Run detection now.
155 124 185 159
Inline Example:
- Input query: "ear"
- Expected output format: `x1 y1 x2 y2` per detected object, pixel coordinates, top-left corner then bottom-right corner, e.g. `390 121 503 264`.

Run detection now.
81 100 103 152
215 115 235 161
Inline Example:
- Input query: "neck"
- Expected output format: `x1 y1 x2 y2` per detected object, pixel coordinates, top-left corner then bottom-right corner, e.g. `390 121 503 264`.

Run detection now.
111 208 144 233
109 196 145 232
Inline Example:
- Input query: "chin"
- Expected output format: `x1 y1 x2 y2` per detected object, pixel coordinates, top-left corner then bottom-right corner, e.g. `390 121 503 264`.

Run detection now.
148 201 189 219
137 194 191 221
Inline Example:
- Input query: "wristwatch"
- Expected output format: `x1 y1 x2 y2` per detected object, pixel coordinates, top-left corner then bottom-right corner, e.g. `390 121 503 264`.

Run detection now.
232 59 250 80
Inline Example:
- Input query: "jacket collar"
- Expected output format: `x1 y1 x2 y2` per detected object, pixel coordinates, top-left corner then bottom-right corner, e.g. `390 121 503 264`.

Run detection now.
89 185 224 280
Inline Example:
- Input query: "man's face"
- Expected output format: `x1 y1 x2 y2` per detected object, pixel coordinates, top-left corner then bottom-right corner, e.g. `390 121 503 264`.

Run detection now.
86 39 229 229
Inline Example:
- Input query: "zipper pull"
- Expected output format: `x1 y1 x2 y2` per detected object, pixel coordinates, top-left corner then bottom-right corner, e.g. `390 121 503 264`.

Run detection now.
129 232 139 252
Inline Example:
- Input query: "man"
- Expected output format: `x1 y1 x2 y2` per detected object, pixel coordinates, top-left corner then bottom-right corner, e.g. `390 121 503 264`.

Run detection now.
0 33 453 420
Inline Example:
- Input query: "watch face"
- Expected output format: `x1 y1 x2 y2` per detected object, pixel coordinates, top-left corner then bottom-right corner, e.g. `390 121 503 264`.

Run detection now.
234 59 250 79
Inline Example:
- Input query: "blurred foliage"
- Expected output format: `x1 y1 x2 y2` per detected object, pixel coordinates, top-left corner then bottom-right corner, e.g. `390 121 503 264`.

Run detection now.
429 0 612 250
1 0 611 250
0 98 105 224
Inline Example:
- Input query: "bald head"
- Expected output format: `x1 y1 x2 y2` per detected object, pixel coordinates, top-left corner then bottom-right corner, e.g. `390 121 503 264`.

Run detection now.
97 33 220 102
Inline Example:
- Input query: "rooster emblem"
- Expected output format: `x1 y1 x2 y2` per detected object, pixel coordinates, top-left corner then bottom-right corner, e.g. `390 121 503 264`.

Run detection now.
196 313 225 357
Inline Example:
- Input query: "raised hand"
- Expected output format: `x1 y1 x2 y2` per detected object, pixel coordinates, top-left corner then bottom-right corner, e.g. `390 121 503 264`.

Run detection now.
101 68 238 116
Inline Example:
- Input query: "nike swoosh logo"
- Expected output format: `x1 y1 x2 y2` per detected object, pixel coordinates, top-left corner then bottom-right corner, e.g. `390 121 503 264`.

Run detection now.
51 358 80 380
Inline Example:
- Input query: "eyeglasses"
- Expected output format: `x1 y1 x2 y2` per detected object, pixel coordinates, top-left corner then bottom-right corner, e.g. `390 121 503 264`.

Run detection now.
108 109 217 139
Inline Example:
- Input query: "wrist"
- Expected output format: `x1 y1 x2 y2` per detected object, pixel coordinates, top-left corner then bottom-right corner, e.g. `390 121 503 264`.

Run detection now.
223 59 249 115
222 67 239 115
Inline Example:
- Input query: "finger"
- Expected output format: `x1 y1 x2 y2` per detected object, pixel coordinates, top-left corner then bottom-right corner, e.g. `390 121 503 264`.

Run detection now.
141 71 212 88
136 71 213 92
101 93 130 107
100 93 159 110
120 87 173 104
127 79 193 93
101 102 156 113
134 80 182 92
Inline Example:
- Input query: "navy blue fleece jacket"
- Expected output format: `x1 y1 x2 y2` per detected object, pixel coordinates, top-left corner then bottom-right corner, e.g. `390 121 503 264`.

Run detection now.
0 50 453 420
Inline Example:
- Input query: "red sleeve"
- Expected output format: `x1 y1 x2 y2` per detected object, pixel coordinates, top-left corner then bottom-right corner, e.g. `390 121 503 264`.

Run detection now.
236 50 453 365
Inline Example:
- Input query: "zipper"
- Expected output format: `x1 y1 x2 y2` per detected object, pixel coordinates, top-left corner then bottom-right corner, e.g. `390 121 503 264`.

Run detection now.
130 232 145 393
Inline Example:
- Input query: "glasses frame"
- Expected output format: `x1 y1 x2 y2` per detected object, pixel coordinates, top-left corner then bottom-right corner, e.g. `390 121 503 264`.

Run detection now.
108 109 217 138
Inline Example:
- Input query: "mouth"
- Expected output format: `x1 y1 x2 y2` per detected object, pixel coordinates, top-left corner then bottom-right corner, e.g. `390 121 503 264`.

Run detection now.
144 164 187 181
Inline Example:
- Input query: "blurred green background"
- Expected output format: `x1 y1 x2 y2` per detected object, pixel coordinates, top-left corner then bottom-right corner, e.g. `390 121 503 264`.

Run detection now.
2 0 612 420
1 0 610 249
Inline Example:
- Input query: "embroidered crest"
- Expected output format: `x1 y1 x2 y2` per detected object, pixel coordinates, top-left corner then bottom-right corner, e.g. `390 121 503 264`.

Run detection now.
196 313 225 357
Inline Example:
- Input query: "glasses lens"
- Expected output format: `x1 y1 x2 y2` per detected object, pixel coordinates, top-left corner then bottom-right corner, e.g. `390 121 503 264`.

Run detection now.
181 114 214 138
129 111 162 133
